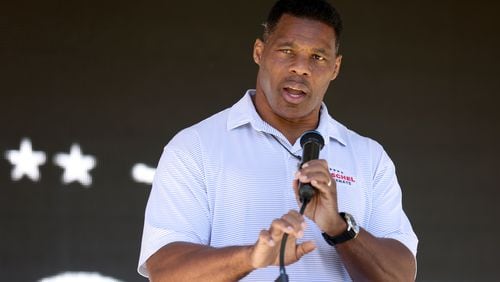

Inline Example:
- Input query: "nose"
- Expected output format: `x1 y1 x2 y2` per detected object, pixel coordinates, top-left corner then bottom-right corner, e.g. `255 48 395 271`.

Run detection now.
289 56 311 76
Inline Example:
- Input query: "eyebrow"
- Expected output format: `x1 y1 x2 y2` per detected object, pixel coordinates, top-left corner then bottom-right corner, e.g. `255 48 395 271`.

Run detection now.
276 40 332 56
275 40 295 48
312 47 329 56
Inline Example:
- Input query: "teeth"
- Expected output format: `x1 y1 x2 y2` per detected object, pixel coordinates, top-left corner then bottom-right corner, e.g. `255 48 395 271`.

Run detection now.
285 87 304 96
285 86 305 93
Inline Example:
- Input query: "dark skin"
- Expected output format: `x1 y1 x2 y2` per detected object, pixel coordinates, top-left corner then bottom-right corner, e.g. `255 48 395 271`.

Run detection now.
146 14 416 281
252 15 342 144
294 159 416 281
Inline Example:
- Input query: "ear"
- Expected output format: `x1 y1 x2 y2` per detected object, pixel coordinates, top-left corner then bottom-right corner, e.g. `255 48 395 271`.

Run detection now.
330 54 342 81
253 38 265 65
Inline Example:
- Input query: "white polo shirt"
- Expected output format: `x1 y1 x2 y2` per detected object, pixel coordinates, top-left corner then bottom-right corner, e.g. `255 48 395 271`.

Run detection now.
138 90 418 281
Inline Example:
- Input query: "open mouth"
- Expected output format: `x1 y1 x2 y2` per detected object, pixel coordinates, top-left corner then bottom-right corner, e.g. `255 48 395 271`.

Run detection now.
282 87 307 103
284 87 306 96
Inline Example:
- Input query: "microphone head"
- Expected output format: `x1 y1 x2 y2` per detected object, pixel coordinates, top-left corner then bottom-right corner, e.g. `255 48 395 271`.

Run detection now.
299 130 324 149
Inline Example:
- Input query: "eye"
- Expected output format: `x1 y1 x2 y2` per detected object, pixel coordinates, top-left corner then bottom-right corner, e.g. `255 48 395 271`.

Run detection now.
279 49 292 54
312 54 326 61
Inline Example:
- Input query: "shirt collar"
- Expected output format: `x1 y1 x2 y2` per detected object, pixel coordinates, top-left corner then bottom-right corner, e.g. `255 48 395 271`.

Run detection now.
316 102 347 146
226 89 261 130
227 89 347 146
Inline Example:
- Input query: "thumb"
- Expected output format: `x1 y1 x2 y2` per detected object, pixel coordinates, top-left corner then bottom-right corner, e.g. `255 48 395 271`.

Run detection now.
296 240 317 259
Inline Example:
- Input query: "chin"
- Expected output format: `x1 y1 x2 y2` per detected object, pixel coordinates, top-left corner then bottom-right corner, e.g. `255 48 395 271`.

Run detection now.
275 108 310 121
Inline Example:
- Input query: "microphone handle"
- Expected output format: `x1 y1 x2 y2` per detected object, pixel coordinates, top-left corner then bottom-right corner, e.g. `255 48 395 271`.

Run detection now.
298 141 321 203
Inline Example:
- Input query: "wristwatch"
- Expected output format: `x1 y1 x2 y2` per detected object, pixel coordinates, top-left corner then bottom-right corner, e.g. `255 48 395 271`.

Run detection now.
322 212 360 246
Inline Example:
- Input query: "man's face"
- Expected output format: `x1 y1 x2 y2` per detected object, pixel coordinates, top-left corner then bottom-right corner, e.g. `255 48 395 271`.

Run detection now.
253 14 342 125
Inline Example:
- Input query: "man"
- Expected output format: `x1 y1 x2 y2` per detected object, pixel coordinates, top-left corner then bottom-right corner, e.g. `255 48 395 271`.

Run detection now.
138 0 418 281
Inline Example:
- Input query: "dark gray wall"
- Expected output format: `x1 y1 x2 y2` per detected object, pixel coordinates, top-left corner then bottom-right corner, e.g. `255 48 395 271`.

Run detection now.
1 0 499 281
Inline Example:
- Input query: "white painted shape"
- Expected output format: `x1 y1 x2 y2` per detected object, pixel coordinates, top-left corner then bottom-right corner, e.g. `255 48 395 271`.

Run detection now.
39 271 123 282
132 163 156 184
4 138 46 181
53 143 96 187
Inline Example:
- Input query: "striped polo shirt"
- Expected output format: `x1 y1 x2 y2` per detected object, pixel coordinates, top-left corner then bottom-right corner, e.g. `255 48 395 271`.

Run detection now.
138 90 418 281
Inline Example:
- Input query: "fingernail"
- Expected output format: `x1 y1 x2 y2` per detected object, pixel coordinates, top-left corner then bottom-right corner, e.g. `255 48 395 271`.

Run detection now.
298 230 304 238
302 163 309 168
268 239 275 247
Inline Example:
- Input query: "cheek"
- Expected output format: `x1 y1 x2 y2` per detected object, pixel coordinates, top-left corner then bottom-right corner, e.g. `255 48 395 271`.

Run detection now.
258 68 272 90
312 69 335 88
310 77 332 102
260 64 281 88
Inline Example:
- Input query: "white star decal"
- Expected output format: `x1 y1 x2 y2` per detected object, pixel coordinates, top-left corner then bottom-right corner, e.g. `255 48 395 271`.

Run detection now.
4 138 47 182
53 143 96 187
39 271 123 282
131 163 156 184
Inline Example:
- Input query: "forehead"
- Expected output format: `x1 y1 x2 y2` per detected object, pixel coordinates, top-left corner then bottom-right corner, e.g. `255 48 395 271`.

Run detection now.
268 14 337 52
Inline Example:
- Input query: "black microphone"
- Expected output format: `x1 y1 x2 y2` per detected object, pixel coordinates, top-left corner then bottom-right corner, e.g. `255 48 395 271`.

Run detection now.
275 130 325 282
298 130 325 204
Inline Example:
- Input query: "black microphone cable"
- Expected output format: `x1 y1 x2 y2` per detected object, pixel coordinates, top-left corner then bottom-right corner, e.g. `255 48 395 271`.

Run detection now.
275 199 310 282
275 131 324 282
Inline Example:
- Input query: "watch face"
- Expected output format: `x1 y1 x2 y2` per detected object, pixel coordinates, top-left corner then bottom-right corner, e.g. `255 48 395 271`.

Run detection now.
345 213 360 233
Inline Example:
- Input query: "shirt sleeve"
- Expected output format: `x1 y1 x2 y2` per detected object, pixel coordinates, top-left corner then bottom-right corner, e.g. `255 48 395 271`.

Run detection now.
366 146 418 257
137 128 211 277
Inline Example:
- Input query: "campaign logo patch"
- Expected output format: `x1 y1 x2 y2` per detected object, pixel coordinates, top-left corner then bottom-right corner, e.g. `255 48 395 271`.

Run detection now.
329 168 356 186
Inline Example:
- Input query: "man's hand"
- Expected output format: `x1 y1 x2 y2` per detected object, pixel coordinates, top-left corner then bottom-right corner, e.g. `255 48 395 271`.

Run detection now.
293 159 346 236
249 210 316 269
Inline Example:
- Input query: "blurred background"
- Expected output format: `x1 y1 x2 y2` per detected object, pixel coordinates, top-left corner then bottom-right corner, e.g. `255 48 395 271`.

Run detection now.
1 0 499 281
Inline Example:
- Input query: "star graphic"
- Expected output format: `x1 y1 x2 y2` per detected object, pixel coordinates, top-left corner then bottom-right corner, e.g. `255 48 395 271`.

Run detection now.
53 143 96 187
4 138 47 181
131 163 156 184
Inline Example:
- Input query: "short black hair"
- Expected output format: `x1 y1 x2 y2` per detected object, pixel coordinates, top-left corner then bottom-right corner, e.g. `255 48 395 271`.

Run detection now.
263 0 343 52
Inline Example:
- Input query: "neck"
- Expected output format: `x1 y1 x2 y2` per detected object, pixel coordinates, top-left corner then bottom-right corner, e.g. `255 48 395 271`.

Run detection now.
275 119 318 145
252 93 320 145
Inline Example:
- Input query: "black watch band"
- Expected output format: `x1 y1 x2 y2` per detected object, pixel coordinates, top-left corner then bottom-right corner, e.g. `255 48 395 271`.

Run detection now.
322 212 359 246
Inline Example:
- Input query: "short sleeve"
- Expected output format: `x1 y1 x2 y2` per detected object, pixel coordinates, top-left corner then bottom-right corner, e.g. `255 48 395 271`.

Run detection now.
366 148 418 257
137 129 211 277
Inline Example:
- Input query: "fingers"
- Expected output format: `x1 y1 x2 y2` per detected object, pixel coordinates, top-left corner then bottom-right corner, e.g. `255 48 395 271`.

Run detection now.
296 240 317 258
257 229 274 247
269 210 306 241
256 210 307 248
294 159 334 194
251 210 314 268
